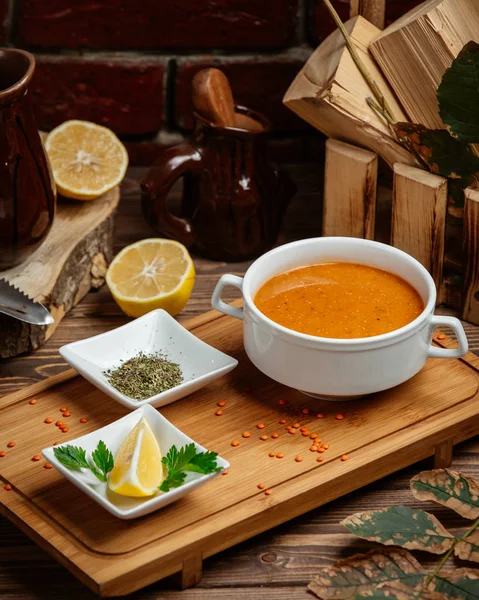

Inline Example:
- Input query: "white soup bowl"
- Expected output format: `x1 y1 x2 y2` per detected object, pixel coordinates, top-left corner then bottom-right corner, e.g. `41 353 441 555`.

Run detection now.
211 237 468 399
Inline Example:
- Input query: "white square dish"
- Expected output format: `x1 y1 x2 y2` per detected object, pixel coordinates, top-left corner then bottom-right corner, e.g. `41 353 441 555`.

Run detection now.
59 309 238 410
42 404 229 519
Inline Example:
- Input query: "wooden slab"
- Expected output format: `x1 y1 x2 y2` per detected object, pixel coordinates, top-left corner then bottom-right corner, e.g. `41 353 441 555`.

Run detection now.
0 188 119 358
1 309 479 596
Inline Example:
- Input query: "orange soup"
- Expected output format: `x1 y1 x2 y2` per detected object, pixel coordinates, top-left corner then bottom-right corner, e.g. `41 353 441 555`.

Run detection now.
254 263 424 339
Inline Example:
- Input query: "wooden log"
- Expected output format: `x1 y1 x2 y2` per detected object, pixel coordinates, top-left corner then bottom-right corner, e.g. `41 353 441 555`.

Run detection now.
370 0 479 130
391 164 447 293
462 187 479 325
0 188 119 358
283 16 416 168
323 139 378 239
350 0 386 28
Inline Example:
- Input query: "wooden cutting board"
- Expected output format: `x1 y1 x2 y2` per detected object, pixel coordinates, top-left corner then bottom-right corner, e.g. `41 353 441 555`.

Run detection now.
1 308 479 596
0 187 119 358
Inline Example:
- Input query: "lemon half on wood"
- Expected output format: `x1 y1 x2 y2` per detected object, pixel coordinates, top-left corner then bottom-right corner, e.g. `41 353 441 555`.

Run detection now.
106 238 195 318
45 120 128 200
108 417 163 497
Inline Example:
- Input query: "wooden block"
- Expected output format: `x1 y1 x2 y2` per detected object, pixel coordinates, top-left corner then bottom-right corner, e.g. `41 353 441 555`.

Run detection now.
462 187 479 325
323 139 378 239
350 0 386 29
177 555 203 589
434 438 453 468
0 188 119 358
370 0 479 130
283 16 416 168
391 163 447 293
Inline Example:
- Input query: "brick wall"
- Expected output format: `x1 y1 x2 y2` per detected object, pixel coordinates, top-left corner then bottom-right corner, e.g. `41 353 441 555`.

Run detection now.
1 0 422 165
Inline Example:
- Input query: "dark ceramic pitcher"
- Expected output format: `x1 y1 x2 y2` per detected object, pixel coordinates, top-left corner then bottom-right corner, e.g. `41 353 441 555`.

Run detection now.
141 106 296 262
0 49 56 269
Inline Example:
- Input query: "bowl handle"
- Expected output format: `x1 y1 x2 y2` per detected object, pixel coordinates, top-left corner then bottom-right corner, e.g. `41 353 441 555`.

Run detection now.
428 316 469 358
211 274 244 320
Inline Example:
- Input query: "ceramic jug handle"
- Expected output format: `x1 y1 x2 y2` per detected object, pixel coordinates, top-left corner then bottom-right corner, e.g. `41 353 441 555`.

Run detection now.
428 316 469 358
211 274 244 320
141 144 204 248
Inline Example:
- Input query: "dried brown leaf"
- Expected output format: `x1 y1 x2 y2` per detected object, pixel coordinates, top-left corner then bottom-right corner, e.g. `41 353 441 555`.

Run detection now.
456 531 479 563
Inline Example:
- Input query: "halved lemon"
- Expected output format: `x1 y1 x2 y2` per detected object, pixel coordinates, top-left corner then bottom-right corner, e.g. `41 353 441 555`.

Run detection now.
108 417 163 497
106 238 195 317
45 120 128 200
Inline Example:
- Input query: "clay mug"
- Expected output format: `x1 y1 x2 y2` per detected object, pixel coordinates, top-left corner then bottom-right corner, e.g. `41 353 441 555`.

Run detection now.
141 106 296 262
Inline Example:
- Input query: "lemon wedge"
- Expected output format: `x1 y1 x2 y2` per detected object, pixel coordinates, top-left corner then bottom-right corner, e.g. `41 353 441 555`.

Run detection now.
106 238 195 317
108 417 163 497
45 120 128 200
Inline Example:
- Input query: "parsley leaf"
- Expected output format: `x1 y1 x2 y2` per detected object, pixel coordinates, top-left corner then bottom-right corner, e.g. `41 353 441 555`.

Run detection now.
53 445 90 470
91 440 114 482
159 444 221 492
54 441 114 483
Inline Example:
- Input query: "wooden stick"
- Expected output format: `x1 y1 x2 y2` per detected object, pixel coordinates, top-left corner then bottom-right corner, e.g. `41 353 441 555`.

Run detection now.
350 0 386 29
392 164 448 294
323 139 378 239
462 187 479 325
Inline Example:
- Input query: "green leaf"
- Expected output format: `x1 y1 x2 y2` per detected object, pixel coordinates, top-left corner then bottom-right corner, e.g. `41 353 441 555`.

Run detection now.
354 582 443 600
159 470 186 493
53 445 90 471
456 531 479 563
341 506 455 554
185 450 221 474
429 568 479 600
411 469 479 520
160 444 220 492
308 548 426 599
393 122 479 181
162 443 198 474
91 440 114 482
438 42 479 143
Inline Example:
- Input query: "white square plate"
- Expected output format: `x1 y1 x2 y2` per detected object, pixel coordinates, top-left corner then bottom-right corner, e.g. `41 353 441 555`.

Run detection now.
42 404 229 519
59 309 238 410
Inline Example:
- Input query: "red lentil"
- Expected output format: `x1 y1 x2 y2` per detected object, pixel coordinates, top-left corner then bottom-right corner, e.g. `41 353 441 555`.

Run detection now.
4 484 11 491
62 427 69 433
242 431 251 438
53 442 61 446
302 432 310 437
32 455 41 462
322 443 329 449
260 434 268 441
310 433 318 439
217 400 226 407
215 409 223 416
44 417 53 424
293 423 300 428
7 442 15 448
302 408 310 415
278 399 287 406
222 470 229 476
0 451 5 458
310 446 317 452
257 423 265 429
55 421 63 427
336 414 344 420
257 483 265 490
318 447 326 453
279 418 287 424
44 462 53 469
264 489 272 495
316 413 324 419
63 411 71 417
341 454 349 461
276 452 284 459
300 426 308 432
317 456 324 462
29 399 37 405
271 432 279 439
231 440 240 447
437 333 446 340
289 428 297 434
269 451 275 457
60 407 68 412
79 417 88 424
295 456 304 462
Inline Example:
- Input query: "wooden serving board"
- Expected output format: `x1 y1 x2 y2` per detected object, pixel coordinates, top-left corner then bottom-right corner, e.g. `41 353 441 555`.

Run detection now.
0 187 119 358
1 309 479 596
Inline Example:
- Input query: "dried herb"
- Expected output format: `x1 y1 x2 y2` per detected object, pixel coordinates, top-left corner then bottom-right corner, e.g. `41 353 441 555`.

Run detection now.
309 468 479 600
104 352 183 400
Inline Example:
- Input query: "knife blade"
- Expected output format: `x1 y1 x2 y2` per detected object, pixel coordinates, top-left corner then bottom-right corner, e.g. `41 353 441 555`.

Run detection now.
0 279 54 325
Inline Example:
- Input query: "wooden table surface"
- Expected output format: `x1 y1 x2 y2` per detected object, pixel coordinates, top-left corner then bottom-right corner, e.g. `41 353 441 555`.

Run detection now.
1 166 478 599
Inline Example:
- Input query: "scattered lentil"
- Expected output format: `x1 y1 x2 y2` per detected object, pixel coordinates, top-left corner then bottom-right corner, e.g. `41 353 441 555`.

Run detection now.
44 417 53 424
289 428 297 434
0 451 5 458
63 411 71 417
55 421 63 427
322 443 329 449
269 452 275 457
29 399 37 405
302 432 310 437
257 423 265 429
242 431 251 438
293 423 300 428
271 433 279 439
279 418 287 424
215 409 223 416
104 352 183 399
62 427 69 433
60 407 68 412
310 446 317 452
32 455 41 462
310 433 318 439
317 456 324 462
437 333 446 340
4 484 11 491
44 462 53 469
295 456 303 462
341 454 349 461
222 470 229 476
300 426 308 432
53 442 61 446
264 489 272 495
316 413 324 419
278 399 287 406
259 434 268 441
276 452 284 459
336 414 344 420
7 442 15 448
318 447 326 453
79 417 88 424
302 408 310 415
257 483 265 490
217 400 226 407
231 440 240 447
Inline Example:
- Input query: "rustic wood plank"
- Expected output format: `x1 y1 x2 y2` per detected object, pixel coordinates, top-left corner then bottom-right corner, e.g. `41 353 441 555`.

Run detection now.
392 164 448 294
350 0 386 28
463 187 479 325
323 139 377 239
